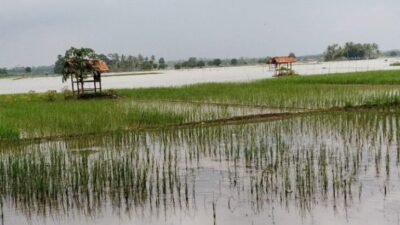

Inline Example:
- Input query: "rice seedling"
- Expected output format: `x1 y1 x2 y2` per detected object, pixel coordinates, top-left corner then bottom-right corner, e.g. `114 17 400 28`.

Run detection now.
0 109 399 224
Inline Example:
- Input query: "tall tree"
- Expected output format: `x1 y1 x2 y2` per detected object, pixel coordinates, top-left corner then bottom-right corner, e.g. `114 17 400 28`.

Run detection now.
0 68 8 75
158 57 167 69
25 67 32 73
54 55 65 74
211 59 222 66
61 47 97 82
324 42 379 61
230 58 238 65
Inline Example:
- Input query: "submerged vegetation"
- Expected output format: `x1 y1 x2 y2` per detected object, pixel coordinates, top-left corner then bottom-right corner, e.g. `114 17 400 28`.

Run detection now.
1 110 400 224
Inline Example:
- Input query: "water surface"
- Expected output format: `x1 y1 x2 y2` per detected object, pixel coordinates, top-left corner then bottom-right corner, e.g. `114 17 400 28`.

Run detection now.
1 111 400 225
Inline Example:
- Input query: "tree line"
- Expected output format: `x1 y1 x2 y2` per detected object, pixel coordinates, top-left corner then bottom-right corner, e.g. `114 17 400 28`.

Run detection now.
0 66 54 76
173 57 273 69
323 42 380 61
54 53 275 73
0 68 7 76
54 53 167 74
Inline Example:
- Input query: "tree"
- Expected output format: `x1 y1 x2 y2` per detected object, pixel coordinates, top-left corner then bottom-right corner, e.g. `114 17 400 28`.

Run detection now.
324 44 342 61
324 42 380 61
61 47 97 82
230 58 238 65
174 63 182 70
389 51 398 57
197 60 206 68
54 55 65 74
212 59 222 66
187 57 198 68
289 52 296 58
158 57 167 69
142 59 153 71
0 68 7 75
179 57 207 69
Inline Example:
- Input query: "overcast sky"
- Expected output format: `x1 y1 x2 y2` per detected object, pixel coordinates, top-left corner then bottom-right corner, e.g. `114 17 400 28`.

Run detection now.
0 0 399 68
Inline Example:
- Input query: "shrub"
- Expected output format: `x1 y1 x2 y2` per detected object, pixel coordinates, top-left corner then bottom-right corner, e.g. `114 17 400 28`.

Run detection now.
276 67 297 76
174 64 182 70
45 90 57 102
62 88 74 100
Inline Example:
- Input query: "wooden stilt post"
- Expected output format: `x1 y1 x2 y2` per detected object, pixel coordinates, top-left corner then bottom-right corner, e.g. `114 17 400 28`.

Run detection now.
99 75 102 92
71 76 74 94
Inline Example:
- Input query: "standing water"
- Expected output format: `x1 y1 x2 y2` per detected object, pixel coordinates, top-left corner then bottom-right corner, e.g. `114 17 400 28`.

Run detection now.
0 58 399 95
1 111 400 225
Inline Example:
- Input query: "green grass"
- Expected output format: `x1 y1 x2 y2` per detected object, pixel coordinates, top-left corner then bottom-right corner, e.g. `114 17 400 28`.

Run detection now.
0 99 186 139
0 70 400 140
0 126 20 140
117 70 400 108
390 62 400 67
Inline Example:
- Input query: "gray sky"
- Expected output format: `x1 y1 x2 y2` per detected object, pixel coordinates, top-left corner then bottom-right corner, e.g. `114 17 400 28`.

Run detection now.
0 0 399 68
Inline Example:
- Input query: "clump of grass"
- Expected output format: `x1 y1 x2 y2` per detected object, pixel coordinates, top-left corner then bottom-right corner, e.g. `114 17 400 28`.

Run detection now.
75 89 119 100
0 126 19 140
390 62 400 66
275 67 297 77
44 90 57 102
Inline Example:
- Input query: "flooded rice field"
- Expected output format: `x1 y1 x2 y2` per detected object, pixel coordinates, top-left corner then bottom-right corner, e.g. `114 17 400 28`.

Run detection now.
1 58 399 95
1 110 400 225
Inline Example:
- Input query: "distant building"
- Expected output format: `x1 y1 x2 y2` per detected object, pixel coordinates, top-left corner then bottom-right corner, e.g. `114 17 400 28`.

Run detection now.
268 57 296 76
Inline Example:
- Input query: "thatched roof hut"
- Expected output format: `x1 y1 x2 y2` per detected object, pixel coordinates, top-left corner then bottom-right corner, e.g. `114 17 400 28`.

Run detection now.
269 57 296 65
268 56 297 76
64 59 109 95
90 60 110 73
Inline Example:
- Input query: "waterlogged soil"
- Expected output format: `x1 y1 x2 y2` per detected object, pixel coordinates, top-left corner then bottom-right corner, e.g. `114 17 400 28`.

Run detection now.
1 110 400 225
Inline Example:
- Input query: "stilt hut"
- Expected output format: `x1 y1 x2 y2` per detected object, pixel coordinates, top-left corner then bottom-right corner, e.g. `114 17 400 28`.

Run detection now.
269 57 296 76
66 60 109 95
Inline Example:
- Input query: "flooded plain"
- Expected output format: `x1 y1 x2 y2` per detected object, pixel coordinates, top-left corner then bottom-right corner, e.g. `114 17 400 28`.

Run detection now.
1 110 400 225
0 58 399 95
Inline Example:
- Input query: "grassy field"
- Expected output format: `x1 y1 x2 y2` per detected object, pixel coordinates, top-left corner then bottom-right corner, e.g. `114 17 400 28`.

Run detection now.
0 70 400 140
118 70 400 108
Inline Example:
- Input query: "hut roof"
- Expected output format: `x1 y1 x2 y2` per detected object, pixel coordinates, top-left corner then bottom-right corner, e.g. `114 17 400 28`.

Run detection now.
64 59 110 74
270 57 296 64
90 60 109 73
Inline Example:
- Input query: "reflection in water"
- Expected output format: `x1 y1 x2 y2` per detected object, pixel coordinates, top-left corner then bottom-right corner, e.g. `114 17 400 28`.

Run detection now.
0 111 399 225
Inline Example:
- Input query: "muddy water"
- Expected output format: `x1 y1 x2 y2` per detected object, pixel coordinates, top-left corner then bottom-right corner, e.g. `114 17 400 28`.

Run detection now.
1 111 400 225
0 58 399 95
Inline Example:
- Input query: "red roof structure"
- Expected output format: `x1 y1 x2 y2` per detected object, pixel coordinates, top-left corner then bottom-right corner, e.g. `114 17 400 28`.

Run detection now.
90 60 110 73
268 56 297 76
64 59 109 95
270 57 296 65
